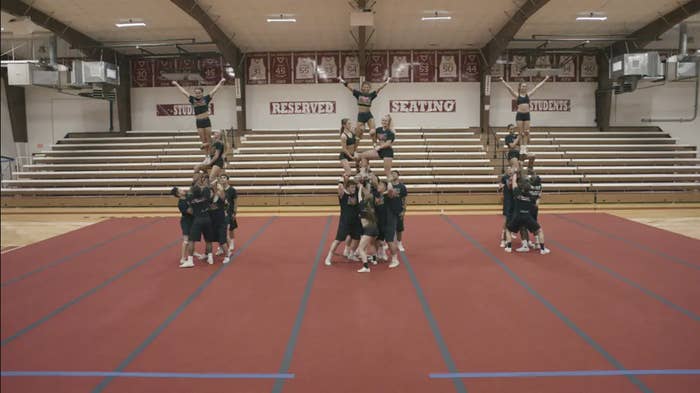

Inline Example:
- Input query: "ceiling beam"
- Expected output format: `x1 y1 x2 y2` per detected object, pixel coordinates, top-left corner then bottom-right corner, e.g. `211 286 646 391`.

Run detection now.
609 0 700 56
169 0 242 68
481 0 551 68
1 0 132 132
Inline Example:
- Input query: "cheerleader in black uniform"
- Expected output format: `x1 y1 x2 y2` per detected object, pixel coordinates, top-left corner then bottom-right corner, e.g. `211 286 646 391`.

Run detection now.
356 181 379 273
172 78 226 150
357 114 396 180
338 118 359 179
499 76 549 163
180 174 216 268
171 186 192 265
339 77 390 141
324 179 361 266
221 174 238 259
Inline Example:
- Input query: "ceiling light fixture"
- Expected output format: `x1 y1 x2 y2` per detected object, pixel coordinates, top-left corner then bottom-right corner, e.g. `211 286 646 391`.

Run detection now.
576 12 607 21
267 14 296 23
116 19 146 28
422 12 451 21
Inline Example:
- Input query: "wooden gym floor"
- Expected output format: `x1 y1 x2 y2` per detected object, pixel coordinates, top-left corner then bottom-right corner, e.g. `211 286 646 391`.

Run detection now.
1 204 699 251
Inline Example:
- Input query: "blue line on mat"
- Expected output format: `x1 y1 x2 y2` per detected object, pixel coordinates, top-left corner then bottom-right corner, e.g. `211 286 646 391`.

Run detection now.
430 369 700 379
1 371 294 379
442 215 654 393
553 214 700 271
91 217 276 393
400 250 468 393
271 216 332 393
2 219 161 287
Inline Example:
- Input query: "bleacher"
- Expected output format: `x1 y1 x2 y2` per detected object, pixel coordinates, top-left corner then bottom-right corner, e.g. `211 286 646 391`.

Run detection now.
1 127 699 206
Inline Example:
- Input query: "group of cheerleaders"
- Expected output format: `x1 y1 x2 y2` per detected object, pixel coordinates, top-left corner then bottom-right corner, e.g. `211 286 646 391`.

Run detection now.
498 76 551 255
170 78 239 268
168 73 553 268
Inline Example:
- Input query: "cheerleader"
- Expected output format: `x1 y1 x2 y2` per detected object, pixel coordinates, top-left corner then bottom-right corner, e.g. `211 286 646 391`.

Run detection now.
499 76 549 155
172 78 226 150
357 114 395 180
324 179 361 266
338 118 358 179
339 77 390 141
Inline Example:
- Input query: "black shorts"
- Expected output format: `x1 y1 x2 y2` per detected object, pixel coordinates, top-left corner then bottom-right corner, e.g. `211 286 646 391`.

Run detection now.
515 112 531 122
196 117 212 129
507 213 541 234
531 205 539 221
378 148 394 159
209 209 227 244
396 215 405 232
189 216 216 242
339 152 354 161
227 215 238 230
382 212 398 242
503 200 513 217
507 150 520 161
357 111 373 123
211 158 225 168
335 217 362 241
180 216 193 237
362 224 379 238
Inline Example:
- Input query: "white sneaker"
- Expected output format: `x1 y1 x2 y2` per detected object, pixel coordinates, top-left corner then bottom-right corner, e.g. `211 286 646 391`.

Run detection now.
528 241 537 248
499 241 506 248
398 242 405 252
540 248 551 255
215 248 224 256
194 252 206 261
505 247 512 253
343 248 350 257
223 256 231 264
511 232 518 239
516 245 530 253
389 259 400 268
179 259 186 265
357 266 371 273
179 259 194 268
370 256 378 265
207 254 214 265
348 254 359 262
324 256 332 266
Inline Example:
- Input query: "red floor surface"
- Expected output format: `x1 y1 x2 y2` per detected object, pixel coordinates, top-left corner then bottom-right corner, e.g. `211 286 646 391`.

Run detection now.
1 214 699 393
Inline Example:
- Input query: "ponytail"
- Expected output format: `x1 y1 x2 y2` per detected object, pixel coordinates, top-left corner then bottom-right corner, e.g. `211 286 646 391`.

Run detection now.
340 118 350 135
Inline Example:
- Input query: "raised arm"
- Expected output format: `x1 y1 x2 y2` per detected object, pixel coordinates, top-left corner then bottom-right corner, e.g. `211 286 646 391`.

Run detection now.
209 78 226 97
171 81 190 98
338 78 354 93
500 78 517 98
337 182 346 198
375 77 391 94
528 75 550 96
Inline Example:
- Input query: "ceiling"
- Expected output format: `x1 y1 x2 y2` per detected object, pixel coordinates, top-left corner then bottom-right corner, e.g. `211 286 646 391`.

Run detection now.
1 0 697 57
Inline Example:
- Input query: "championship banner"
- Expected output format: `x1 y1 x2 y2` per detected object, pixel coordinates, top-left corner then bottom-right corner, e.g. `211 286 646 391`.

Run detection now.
316 51 340 83
154 58 177 87
269 52 293 84
366 51 389 83
157 103 214 116
579 55 598 82
389 50 412 82
340 51 360 82
131 58 153 87
437 50 459 82
533 55 552 78
460 51 480 82
176 58 198 86
554 55 577 82
412 50 436 82
510 99 571 112
390 99 456 113
270 101 336 115
246 53 269 85
198 57 223 85
293 52 317 84
508 55 530 82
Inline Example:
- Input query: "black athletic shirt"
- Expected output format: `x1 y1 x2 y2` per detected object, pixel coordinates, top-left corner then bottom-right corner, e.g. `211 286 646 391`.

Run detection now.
501 175 513 204
516 94 530 105
376 127 395 147
178 198 189 216
372 189 387 223
339 189 360 219
189 95 212 115
210 190 225 211
343 131 357 146
529 179 542 204
505 133 518 149
189 186 212 217
225 187 237 216
352 90 377 108
393 182 408 213
210 141 224 160
512 188 534 215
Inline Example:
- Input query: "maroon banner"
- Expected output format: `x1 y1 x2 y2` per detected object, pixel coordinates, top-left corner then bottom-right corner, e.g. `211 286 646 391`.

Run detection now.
269 52 293 84
176 58 199 86
555 55 577 82
460 51 480 82
389 50 411 82
390 99 456 113
131 58 153 87
269 101 336 115
198 57 223 85
154 58 177 87
579 55 598 82
508 55 530 82
511 99 570 112
246 53 269 85
366 51 389 83
341 51 360 83
293 52 317 84
412 50 436 82
317 51 340 83
437 50 459 82
533 55 552 78
157 103 214 116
